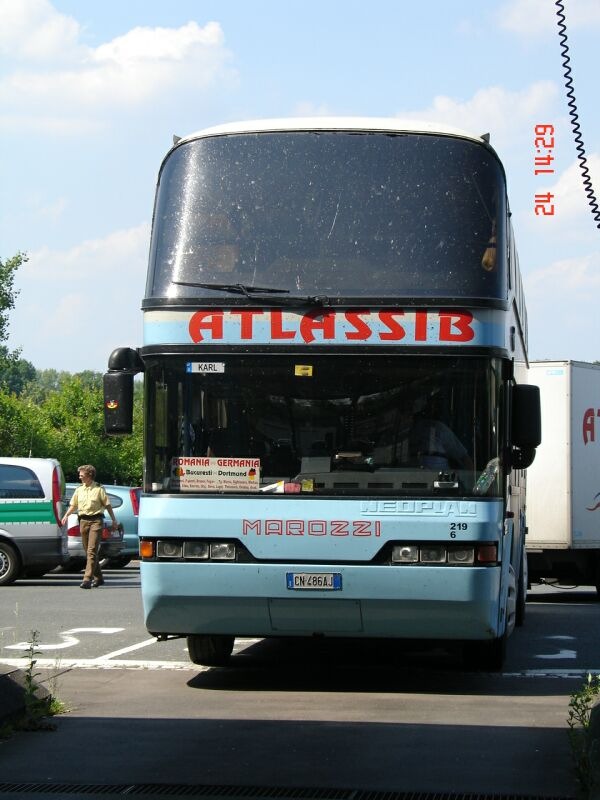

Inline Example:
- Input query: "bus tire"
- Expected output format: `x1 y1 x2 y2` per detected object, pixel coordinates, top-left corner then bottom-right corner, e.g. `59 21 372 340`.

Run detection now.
0 541 20 586
187 634 235 666
463 634 506 672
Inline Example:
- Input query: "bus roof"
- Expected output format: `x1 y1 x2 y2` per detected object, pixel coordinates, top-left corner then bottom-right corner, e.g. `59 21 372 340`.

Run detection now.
175 117 490 148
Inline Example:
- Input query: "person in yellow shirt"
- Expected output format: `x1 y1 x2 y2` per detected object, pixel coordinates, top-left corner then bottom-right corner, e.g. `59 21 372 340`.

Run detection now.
61 464 118 589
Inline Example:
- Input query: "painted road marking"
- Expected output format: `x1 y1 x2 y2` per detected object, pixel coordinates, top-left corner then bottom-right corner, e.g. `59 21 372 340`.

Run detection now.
5 627 124 651
0 657 599 677
97 638 158 660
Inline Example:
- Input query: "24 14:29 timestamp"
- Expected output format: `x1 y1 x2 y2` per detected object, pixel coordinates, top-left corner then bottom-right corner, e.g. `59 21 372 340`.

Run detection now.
534 123 555 216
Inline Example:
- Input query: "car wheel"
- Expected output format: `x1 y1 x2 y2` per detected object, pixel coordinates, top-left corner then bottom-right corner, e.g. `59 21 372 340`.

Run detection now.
0 541 20 586
187 634 235 666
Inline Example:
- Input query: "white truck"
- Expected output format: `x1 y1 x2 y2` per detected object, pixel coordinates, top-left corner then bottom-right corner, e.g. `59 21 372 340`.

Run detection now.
526 360 600 594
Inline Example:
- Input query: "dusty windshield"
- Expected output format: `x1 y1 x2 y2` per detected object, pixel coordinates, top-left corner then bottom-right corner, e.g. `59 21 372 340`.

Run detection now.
145 355 504 498
146 131 506 303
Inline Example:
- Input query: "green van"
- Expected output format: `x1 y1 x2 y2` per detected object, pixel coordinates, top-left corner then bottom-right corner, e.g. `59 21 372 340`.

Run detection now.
0 457 68 585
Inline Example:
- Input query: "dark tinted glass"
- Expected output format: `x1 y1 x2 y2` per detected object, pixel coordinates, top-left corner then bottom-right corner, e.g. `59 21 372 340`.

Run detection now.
145 354 504 497
0 465 44 499
147 131 506 302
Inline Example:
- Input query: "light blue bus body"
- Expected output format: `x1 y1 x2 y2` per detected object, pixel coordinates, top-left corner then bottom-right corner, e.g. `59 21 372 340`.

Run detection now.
105 118 540 669
141 495 513 641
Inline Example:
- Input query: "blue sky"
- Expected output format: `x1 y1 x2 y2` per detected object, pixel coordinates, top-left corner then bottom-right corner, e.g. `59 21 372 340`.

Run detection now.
1 0 599 372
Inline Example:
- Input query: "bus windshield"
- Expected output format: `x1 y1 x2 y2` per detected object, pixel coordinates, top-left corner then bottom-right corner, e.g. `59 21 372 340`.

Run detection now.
146 131 507 303
145 355 504 498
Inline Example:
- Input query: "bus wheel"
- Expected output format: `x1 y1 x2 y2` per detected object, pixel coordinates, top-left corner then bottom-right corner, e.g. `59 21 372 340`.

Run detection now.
0 541 20 586
187 634 235 666
463 635 506 672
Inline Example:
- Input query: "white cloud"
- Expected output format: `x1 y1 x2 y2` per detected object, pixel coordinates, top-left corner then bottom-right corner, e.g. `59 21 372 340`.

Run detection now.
0 0 82 61
0 1 235 132
525 252 600 361
497 0 600 37
527 252 600 292
546 153 600 220
518 153 600 245
395 82 559 151
8 223 150 371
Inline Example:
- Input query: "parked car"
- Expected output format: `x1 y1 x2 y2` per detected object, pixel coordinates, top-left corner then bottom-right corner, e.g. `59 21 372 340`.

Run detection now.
65 483 140 569
0 457 68 585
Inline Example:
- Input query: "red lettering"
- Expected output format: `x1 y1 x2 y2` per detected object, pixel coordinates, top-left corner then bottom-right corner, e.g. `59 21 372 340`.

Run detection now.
345 310 371 341
286 520 304 536
308 520 327 536
300 311 335 343
352 521 372 537
415 309 428 341
188 311 223 343
439 310 474 342
583 408 596 444
330 520 349 536
265 520 283 536
241 519 381 537
230 309 264 339
271 310 296 340
242 520 261 536
378 311 405 341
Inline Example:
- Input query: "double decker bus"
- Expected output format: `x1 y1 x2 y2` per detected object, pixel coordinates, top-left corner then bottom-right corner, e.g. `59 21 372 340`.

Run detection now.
105 118 541 670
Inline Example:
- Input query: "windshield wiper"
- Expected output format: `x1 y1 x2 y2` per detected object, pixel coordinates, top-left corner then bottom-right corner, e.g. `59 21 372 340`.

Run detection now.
173 281 290 296
173 281 329 306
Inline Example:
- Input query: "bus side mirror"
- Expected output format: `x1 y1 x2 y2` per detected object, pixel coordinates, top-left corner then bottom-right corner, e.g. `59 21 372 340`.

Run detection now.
104 371 134 435
511 384 541 469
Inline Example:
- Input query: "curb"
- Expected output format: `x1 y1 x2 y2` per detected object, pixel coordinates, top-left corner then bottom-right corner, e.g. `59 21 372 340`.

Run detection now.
0 665 50 727
0 666 27 725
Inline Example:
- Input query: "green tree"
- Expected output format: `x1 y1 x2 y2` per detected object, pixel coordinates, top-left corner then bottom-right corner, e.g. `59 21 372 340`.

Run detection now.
0 252 30 392
0 252 26 344
36 374 142 485
0 390 47 456
0 346 36 396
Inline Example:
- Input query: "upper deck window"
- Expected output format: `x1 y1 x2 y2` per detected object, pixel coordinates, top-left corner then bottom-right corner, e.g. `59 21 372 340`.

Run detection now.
146 131 507 304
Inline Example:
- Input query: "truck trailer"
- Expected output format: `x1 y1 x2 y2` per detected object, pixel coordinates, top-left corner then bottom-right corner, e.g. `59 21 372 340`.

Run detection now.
526 360 600 594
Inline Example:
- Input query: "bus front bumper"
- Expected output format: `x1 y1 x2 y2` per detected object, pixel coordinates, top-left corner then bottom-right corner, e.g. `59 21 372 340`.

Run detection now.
141 562 503 641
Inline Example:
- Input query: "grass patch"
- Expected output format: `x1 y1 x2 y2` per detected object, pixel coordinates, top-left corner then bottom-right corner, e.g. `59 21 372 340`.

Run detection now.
567 673 600 799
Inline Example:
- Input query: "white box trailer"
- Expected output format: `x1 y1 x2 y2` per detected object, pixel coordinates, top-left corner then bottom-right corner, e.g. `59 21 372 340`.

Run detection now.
526 360 600 593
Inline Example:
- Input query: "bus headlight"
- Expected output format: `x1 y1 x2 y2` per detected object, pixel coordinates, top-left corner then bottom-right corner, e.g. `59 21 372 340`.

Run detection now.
183 541 210 559
157 540 183 559
210 542 236 560
392 545 419 563
448 547 475 565
420 546 447 563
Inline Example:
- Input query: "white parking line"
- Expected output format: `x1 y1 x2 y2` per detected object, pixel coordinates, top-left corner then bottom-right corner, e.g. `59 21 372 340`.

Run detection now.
0 657 197 670
1 654 599 677
97 637 158 661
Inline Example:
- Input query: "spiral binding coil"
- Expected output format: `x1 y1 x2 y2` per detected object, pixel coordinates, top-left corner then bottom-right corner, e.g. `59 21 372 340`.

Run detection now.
555 0 600 229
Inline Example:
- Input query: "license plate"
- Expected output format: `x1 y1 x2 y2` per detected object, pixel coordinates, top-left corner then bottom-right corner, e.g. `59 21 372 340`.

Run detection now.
286 572 342 590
